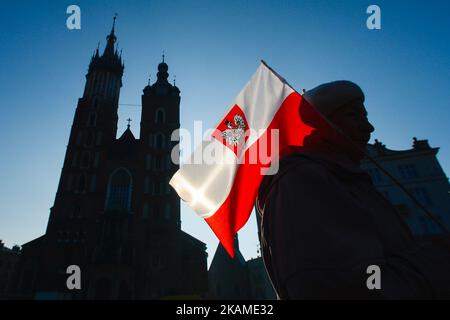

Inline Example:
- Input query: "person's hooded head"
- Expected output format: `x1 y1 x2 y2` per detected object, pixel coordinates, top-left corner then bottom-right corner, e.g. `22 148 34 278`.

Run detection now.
301 80 375 159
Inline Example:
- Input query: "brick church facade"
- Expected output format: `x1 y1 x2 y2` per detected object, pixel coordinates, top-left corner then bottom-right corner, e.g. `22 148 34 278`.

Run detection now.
12 20 208 299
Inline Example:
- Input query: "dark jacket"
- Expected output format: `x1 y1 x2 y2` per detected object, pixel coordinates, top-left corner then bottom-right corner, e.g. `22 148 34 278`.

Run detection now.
257 140 450 299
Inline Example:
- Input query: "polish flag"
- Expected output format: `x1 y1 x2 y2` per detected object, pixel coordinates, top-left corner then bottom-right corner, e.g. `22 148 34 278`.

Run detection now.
170 61 320 257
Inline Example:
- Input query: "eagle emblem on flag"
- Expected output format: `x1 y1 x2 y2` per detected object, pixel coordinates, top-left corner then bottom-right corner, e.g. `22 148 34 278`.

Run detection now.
221 114 246 146
212 104 249 155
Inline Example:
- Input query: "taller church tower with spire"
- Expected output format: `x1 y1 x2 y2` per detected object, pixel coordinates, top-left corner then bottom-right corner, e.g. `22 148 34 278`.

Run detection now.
14 19 208 300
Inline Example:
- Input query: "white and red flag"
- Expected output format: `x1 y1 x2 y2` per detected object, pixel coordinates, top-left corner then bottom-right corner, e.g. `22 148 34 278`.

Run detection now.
170 61 319 257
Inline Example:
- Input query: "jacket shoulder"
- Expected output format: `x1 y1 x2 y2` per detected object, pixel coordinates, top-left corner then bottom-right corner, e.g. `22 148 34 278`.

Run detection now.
258 153 329 205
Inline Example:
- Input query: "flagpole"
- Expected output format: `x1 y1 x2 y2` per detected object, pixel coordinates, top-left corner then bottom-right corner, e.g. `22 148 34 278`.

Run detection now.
261 60 296 92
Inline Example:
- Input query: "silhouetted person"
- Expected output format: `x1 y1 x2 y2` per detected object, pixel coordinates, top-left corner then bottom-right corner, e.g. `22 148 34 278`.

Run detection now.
257 81 450 299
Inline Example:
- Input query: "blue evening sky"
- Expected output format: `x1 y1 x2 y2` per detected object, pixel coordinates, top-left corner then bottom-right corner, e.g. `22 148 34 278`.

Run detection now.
0 0 449 265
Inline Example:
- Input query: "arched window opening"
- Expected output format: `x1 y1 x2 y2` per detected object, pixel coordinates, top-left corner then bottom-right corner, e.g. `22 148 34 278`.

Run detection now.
85 131 94 147
88 112 97 127
81 152 91 168
154 204 160 220
145 154 151 170
76 174 86 193
96 132 102 146
92 96 100 109
143 202 149 218
105 168 132 211
155 108 165 124
144 176 150 194
153 181 161 195
66 175 74 192
148 133 153 147
76 132 83 145
71 152 78 167
154 156 162 170
90 175 97 192
154 133 165 149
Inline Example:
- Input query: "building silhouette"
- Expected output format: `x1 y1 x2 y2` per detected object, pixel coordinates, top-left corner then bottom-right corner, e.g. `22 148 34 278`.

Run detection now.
361 138 450 235
0 240 21 300
208 235 276 300
12 20 208 299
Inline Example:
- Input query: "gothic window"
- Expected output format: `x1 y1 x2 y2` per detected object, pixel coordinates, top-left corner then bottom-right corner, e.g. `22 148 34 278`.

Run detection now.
93 152 100 168
77 174 86 193
148 133 153 147
105 168 132 211
145 155 151 170
155 108 165 124
81 152 91 168
92 96 100 109
94 76 102 95
153 180 162 195
166 154 172 170
96 132 102 146
143 202 149 218
84 131 94 147
108 78 115 97
76 132 83 145
154 133 165 149
144 176 150 194
399 164 419 179
90 175 97 192
66 175 74 192
71 152 78 167
154 156 162 171
88 112 97 127
153 204 160 220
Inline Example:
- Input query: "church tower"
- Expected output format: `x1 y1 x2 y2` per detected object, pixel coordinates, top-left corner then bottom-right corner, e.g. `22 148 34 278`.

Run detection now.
14 19 208 300
140 55 181 229
47 17 124 240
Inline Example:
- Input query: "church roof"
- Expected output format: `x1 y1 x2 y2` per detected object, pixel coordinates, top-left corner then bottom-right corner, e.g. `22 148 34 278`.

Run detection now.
108 127 138 160
118 127 136 142
210 236 247 270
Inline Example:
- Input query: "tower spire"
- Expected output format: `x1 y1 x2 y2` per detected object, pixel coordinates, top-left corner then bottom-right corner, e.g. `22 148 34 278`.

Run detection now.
112 13 117 33
85 18 124 99
156 52 169 83
104 14 118 57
